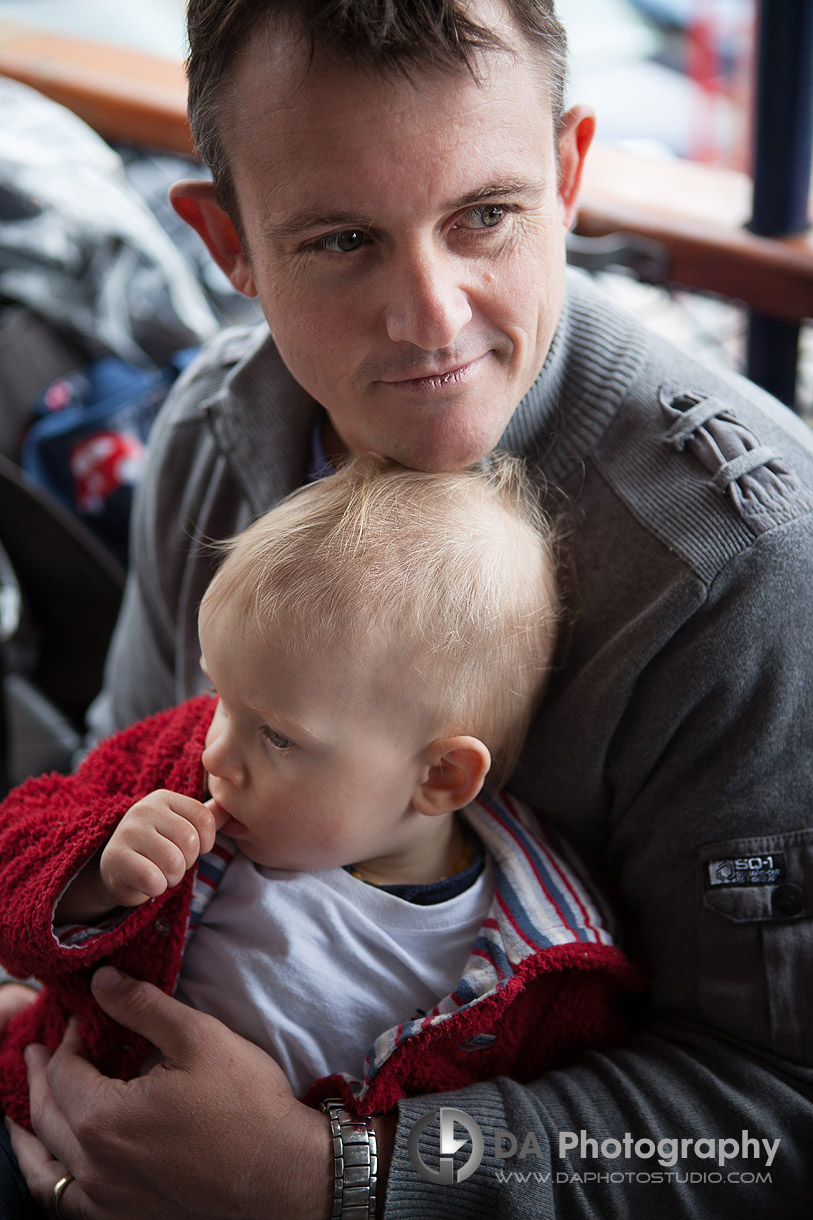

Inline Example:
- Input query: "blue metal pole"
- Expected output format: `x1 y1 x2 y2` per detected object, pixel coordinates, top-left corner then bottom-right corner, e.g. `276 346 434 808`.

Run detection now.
746 0 813 407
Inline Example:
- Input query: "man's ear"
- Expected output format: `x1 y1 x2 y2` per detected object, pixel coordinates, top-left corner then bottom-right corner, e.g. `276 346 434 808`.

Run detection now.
412 736 491 816
557 104 596 231
169 179 258 297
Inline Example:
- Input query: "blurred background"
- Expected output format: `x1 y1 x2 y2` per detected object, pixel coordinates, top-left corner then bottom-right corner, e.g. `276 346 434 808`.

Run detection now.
0 0 760 165
561 0 757 168
0 0 761 165
3 0 799 404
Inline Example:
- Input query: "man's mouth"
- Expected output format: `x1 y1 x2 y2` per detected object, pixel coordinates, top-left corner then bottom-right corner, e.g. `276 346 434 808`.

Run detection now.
381 354 487 392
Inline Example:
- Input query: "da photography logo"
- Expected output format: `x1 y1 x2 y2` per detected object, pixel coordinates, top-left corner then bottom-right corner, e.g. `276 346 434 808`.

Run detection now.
409 1107 485 1185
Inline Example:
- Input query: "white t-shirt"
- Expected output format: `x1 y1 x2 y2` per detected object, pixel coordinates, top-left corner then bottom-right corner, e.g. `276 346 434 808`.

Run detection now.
175 851 494 1097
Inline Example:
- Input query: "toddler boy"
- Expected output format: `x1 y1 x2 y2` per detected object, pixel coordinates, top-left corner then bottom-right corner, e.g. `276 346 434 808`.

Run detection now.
0 454 635 1128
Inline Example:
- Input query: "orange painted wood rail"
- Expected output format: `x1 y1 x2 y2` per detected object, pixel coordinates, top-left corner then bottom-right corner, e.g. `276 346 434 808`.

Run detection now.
1 18 811 321
577 144 813 323
0 20 191 154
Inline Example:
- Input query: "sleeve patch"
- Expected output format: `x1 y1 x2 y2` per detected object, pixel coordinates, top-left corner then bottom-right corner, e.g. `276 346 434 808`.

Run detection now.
660 389 813 535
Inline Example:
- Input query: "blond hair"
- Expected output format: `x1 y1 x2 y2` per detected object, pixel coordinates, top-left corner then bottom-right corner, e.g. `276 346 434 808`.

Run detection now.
200 454 561 787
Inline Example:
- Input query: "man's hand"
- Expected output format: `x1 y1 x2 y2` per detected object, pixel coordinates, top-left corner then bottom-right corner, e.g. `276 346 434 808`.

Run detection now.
100 790 223 907
10 967 334 1220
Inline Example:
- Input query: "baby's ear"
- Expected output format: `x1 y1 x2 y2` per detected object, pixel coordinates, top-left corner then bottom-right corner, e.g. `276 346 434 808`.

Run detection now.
412 737 491 816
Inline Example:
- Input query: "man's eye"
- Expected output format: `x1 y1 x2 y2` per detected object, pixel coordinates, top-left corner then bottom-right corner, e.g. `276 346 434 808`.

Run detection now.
316 229 366 253
462 205 505 229
261 725 292 751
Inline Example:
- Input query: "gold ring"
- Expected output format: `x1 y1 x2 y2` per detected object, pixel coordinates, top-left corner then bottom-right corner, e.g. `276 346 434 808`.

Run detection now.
49 1171 74 1218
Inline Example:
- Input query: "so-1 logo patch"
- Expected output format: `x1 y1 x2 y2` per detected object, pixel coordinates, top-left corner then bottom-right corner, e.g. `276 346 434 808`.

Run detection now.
705 854 786 888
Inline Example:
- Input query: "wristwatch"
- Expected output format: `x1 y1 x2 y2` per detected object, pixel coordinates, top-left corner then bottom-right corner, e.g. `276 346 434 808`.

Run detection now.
320 1098 378 1219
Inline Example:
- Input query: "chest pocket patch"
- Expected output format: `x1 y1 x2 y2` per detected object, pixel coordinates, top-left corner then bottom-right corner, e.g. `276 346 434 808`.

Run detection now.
698 828 813 1064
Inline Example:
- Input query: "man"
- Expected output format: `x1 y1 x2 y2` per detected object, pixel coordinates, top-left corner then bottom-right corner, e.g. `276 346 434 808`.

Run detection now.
10 1 813 1217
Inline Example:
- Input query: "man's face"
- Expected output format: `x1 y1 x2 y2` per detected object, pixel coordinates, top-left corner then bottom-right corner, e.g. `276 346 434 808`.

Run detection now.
176 8 593 470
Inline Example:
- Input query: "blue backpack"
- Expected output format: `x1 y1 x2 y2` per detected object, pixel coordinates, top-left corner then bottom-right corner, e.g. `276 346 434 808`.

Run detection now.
20 349 198 565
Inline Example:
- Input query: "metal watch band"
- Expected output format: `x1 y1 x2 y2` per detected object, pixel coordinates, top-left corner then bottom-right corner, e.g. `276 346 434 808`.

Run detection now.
320 1098 378 1220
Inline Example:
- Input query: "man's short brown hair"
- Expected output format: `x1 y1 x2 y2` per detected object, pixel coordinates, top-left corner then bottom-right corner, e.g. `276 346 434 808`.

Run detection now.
185 0 568 223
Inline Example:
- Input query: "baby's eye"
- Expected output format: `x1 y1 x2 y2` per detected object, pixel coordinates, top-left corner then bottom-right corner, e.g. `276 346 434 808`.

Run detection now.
261 725 292 751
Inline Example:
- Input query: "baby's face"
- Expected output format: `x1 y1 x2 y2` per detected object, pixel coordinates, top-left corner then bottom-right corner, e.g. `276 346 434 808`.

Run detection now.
198 607 434 873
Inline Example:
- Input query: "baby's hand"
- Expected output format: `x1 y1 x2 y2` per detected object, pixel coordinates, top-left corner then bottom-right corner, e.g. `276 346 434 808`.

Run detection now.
100 790 221 908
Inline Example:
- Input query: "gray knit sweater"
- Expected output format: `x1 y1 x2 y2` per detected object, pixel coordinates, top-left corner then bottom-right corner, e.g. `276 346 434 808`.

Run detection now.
91 269 813 1218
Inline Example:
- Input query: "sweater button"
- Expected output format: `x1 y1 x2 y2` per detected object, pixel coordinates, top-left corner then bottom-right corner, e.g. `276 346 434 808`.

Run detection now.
154 918 172 936
771 883 805 918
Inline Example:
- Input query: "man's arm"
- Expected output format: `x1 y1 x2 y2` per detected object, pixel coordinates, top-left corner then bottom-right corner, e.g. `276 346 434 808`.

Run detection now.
381 512 813 1219
388 1021 813 1218
84 576 178 744
85 333 259 742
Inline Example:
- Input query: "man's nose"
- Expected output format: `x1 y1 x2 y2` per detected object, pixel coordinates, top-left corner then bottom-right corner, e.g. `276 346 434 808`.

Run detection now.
383 244 472 349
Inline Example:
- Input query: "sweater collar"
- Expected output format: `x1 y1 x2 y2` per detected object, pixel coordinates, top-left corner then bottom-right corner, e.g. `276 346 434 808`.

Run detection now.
502 268 648 485
204 327 317 518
